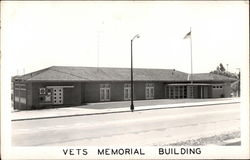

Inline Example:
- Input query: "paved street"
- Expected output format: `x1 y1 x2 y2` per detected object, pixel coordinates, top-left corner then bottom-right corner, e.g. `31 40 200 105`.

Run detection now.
12 103 240 146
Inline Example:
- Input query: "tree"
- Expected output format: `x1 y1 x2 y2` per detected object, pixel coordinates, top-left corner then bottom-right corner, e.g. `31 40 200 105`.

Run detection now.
210 63 238 79
219 63 225 72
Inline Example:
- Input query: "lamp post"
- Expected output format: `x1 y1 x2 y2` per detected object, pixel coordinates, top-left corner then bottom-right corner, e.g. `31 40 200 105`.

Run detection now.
130 34 140 112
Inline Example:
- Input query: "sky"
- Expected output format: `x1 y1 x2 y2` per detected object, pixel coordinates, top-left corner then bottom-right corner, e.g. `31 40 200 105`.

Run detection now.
1 1 249 76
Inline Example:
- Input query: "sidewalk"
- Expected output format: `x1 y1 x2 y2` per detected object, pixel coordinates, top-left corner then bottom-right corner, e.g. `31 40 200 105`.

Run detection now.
11 98 240 121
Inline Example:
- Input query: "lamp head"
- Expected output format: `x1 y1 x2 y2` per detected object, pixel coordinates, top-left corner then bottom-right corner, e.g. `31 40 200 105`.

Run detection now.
132 34 140 41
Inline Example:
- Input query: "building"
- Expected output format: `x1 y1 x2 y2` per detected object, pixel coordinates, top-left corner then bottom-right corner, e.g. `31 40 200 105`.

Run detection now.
12 66 237 110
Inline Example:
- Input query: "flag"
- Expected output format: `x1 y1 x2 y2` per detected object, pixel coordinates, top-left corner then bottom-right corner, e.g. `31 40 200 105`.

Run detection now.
184 31 191 39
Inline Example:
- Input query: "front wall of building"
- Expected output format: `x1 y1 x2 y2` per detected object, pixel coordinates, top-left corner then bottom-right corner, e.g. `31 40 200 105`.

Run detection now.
13 80 235 110
154 82 165 99
193 86 198 98
211 83 231 98
81 83 86 104
84 81 146 103
83 81 165 103
166 84 213 99
84 82 101 103
196 86 212 98
31 82 81 109
63 85 81 105
110 82 124 101
134 82 146 100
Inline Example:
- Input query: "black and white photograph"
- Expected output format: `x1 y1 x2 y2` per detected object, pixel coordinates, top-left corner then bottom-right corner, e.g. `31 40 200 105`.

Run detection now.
1 1 249 159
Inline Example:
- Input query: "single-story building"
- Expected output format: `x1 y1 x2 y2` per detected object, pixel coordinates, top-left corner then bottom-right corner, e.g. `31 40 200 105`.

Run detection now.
12 66 237 110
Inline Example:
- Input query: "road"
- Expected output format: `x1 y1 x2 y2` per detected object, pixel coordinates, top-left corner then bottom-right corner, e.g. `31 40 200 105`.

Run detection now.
12 103 240 146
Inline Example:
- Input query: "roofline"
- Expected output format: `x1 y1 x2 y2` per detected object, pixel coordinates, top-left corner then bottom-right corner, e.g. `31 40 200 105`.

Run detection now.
25 80 188 82
23 79 234 83
49 65 180 71
12 66 187 77
13 66 237 83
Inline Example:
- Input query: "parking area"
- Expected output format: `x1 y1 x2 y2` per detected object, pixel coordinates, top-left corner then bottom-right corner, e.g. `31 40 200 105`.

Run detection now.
73 98 237 109
11 98 240 121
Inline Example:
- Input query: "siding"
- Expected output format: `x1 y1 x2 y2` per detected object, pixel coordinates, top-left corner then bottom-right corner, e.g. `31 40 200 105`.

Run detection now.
84 82 100 103
154 82 164 99
212 84 225 98
134 82 146 100
110 82 124 101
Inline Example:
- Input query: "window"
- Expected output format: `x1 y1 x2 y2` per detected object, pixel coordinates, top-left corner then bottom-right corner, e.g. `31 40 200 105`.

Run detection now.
213 85 223 89
40 88 46 95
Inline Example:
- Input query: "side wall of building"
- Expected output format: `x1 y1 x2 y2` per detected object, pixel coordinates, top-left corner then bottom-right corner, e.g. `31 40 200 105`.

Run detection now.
13 81 29 110
223 82 233 97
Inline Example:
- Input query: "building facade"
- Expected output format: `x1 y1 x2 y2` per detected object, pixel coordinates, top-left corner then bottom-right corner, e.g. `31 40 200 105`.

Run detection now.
12 66 236 110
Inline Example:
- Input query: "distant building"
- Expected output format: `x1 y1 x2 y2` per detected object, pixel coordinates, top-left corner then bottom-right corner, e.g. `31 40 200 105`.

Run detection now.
12 66 237 110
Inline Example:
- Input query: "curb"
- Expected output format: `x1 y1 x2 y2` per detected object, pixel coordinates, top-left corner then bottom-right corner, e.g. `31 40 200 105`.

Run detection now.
11 101 240 122
222 138 241 146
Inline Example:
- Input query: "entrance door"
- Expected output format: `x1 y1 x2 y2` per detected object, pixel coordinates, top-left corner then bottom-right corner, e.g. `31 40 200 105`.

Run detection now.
146 87 154 99
187 86 194 98
100 88 110 101
124 87 131 100
53 87 63 104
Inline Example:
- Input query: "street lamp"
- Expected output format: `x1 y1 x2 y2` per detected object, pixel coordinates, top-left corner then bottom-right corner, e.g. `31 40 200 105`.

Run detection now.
130 34 140 112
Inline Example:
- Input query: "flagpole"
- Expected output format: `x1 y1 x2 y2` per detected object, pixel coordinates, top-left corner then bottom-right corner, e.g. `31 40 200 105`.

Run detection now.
190 27 193 84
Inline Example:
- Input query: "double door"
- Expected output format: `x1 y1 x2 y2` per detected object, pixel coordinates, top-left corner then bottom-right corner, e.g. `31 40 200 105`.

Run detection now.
146 87 154 99
100 88 110 101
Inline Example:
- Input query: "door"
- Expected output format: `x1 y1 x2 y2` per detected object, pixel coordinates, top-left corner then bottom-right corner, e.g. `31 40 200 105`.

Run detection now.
53 88 63 104
105 88 110 101
146 87 154 99
124 87 131 100
100 88 110 101
187 86 194 98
